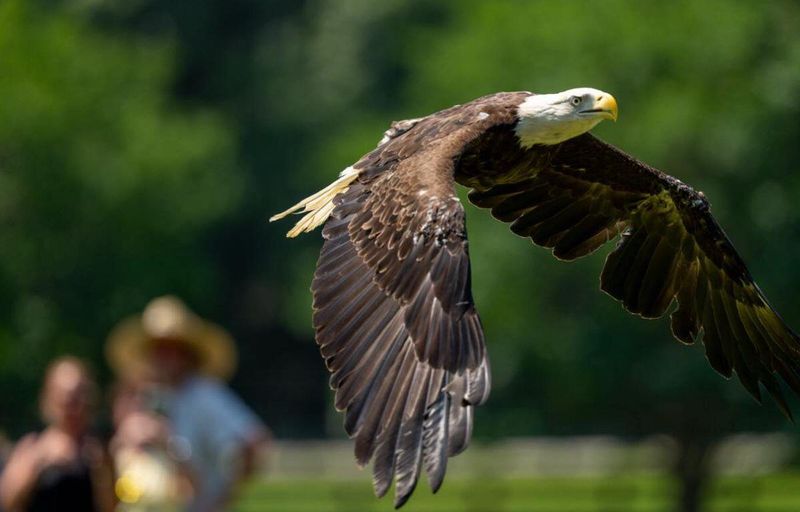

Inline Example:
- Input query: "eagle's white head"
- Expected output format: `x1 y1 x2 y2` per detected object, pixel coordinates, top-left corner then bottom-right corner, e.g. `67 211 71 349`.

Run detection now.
515 87 618 147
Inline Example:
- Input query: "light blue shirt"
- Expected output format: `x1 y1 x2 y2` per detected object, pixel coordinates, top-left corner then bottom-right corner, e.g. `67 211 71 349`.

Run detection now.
167 376 263 511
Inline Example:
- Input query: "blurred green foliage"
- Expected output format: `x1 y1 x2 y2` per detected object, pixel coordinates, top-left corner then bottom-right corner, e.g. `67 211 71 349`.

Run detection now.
2 0 800 450
0 0 241 431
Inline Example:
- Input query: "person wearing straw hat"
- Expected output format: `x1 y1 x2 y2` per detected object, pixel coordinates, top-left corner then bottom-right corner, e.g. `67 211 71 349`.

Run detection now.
107 296 269 512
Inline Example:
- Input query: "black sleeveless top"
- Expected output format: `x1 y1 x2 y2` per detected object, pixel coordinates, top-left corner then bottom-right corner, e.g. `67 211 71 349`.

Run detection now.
27 459 97 512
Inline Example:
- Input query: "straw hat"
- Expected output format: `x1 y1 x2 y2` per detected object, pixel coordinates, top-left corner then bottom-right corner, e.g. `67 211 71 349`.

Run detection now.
106 296 237 381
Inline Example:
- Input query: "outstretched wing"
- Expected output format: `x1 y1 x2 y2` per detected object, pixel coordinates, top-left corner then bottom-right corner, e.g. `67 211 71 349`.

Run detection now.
465 132 800 416
314 178 489 507
307 92 525 507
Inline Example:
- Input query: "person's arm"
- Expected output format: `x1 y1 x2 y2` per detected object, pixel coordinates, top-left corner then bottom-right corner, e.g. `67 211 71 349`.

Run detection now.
195 429 269 512
237 427 271 481
0 435 41 511
191 380 270 511
84 438 117 512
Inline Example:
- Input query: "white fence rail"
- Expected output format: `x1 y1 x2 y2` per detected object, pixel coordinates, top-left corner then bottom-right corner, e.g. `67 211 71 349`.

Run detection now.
264 434 795 480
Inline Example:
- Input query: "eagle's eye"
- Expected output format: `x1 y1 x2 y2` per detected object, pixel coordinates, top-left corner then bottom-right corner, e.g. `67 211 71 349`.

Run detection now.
569 96 582 107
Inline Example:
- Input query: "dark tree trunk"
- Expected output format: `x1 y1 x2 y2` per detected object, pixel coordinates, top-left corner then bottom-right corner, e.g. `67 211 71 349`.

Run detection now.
673 435 714 512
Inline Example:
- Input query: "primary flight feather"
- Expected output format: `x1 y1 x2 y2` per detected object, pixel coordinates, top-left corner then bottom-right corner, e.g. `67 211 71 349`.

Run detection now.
271 88 800 507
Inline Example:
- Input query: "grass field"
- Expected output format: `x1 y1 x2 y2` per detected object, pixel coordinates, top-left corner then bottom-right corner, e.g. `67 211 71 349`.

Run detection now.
234 472 800 512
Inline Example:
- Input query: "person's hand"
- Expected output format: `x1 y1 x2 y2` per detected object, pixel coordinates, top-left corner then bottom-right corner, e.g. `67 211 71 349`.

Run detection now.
113 411 169 450
32 430 76 469
0 430 77 511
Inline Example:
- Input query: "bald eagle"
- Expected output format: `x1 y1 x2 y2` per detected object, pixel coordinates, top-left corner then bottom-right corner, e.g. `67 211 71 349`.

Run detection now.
272 89 800 507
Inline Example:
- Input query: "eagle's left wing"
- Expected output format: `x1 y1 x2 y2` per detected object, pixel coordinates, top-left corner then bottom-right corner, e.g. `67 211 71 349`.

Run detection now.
273 91 527 508
314 174 489 507
465 133 800 416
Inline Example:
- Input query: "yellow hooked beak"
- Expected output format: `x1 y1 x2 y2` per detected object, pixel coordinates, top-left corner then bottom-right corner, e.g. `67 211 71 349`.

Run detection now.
593 94 618 122
579 93 618 122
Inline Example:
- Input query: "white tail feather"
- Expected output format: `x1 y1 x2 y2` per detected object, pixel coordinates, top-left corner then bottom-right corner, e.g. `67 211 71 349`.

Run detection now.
269 167 360 238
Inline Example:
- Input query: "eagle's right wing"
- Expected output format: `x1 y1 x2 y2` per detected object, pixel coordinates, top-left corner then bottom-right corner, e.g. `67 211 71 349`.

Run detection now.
466 133 800 416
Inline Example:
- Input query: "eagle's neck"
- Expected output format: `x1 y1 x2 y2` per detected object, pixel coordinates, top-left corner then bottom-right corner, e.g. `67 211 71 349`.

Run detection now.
514 95 602 148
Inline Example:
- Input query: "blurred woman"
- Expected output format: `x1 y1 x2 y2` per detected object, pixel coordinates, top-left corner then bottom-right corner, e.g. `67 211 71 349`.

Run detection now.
0 356 115 512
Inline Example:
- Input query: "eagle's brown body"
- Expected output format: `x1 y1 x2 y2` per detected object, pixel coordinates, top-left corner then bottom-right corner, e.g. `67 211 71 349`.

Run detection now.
273 91 800 508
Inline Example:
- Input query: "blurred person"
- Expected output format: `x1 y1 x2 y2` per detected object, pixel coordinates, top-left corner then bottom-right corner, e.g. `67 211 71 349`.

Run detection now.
107 296 269 512
0 357 115 512
109 376 191 512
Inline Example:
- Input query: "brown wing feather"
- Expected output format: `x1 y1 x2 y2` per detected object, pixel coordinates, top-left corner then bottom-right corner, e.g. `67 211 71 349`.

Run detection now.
463 132 800 417
311 92 524 506
314 182 490 507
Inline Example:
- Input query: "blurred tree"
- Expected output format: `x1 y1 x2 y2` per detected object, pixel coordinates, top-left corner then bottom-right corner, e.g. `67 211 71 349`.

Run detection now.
0 0 241 433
